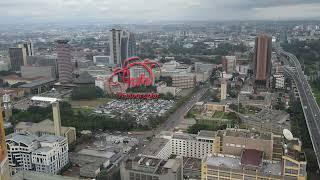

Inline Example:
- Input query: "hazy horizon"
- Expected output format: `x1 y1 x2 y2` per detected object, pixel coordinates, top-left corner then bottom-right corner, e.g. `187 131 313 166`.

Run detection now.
1 0 320 25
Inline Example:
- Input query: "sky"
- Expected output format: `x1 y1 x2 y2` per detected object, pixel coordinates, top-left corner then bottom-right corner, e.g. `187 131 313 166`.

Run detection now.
1 0 320 24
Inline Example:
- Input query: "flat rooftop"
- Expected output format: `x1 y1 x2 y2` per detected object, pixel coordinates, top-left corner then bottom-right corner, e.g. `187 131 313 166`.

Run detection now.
142 138 170 157
205 154 282 177
197 130 216 140
224 128 272 140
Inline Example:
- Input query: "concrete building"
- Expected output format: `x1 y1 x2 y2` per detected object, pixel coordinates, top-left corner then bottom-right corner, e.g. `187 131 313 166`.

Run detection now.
120 155 183 180
142 131 215 160
201 150 284 180
222 56 236 74
171 74 195 89
0 109 10 180
9 47 27 71
161 61 192 77
214 128 274 160
21 66 56 79
26 56 58 77
6 133 69 175
157 86 179 96
273 74 285 89
110 29 136 66
18 42 34 56
32 135 69 175
220 79 227 100
15 119 76 144
93 56 111 66
56 40 73 84
194 62 215 73
254 34 272 88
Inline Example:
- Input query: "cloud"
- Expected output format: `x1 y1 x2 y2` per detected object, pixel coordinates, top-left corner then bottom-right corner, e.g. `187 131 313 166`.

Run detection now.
0 0 319 23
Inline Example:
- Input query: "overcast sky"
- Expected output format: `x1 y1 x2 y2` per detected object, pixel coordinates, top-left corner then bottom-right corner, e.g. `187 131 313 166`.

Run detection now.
1 0 320 24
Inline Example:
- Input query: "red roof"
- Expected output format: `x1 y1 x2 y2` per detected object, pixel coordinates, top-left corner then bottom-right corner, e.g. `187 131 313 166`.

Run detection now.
241 149 263 167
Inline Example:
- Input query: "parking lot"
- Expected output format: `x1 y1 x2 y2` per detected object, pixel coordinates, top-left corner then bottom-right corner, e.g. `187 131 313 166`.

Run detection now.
94 99 175 125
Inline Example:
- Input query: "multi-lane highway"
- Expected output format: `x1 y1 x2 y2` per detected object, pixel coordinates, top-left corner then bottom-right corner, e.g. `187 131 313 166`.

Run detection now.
276 45 320 169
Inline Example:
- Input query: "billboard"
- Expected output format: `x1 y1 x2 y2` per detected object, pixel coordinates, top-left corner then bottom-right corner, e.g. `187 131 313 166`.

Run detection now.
107 57 161 98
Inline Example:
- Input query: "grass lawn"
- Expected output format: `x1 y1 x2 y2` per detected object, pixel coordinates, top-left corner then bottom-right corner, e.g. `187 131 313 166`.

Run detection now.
70 98 112 108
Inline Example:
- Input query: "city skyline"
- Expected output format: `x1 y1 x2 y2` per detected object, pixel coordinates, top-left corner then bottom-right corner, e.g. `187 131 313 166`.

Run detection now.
1 0 320 24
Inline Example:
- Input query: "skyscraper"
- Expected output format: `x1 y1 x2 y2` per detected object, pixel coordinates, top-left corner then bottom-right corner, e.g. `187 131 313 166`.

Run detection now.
56 40 73 84
254 34 272 88
9 47 27 71
110 29 136 66
110 29 122 65
0 108 10 180
18 41 34 56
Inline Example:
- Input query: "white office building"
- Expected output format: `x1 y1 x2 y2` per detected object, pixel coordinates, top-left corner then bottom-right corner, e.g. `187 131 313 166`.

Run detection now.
142 131 215 160
6 133 69 175
32 135 69 175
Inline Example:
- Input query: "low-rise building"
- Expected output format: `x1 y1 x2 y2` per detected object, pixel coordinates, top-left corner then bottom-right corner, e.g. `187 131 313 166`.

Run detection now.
15 119 76 144
120 155 183 180
6 133 69 175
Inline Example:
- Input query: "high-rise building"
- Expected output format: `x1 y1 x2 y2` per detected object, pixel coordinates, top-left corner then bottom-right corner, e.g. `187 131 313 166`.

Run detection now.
18 42 34 56
0 108 10 180
254 34 272 88
56 40 73 84
110 29 136 66
9 47 27 71
220 80 227 100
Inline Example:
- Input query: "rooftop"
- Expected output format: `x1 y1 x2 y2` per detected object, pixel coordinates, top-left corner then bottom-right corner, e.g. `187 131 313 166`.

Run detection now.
197 130 216 140
142 138 170 157
38 134 65 143
33 147 53 154
19 78 56 88
6 133 38 145
224 128 272 140
205 154 282 177
240 149 263 167
15 119 74 136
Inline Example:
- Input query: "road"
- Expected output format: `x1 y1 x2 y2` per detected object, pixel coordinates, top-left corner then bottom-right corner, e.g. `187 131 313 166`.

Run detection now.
276 44 320 169
159 86 209 132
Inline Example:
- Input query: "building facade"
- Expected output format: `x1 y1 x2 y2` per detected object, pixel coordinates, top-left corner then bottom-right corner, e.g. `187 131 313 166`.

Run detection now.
9 47 27 71
222 56 236 74
110 29 136 66
21 66 56 79
56 40 73 84
171 74 195 89
254 34 272 88
19 42 34 56
6 133 69 175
